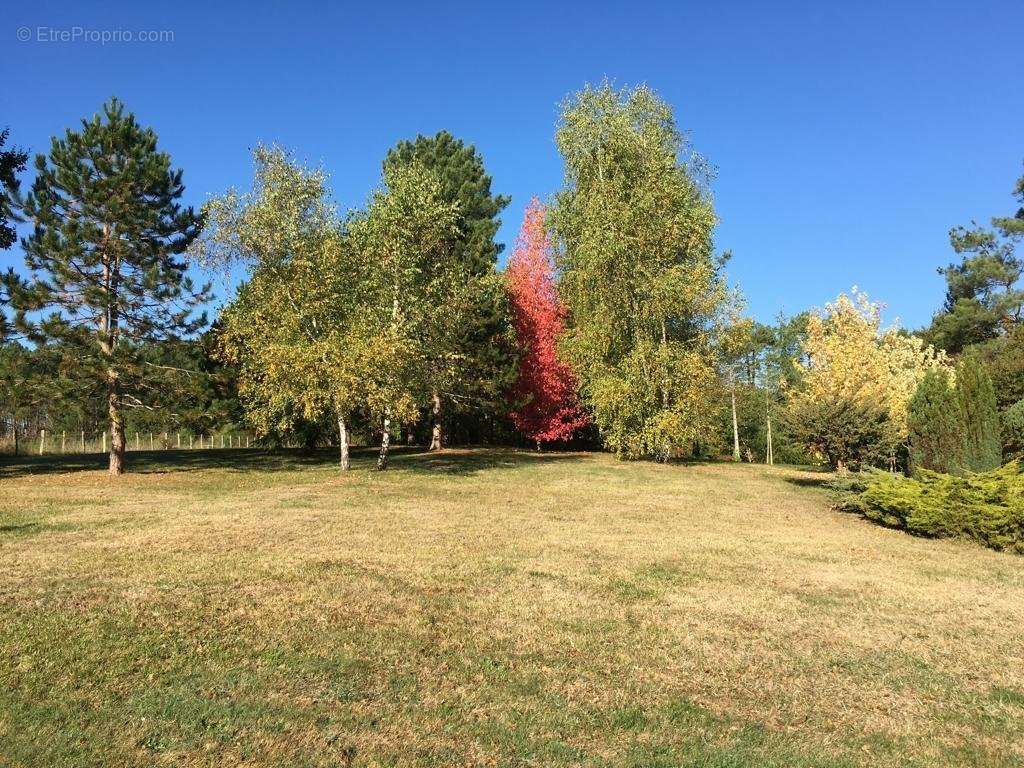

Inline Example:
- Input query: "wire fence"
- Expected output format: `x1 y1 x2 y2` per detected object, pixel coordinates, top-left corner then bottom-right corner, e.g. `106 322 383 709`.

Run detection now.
2 430 256 456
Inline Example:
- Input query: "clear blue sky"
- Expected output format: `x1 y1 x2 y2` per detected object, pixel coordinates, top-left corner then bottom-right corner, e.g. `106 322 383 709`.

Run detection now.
3 0 1022 329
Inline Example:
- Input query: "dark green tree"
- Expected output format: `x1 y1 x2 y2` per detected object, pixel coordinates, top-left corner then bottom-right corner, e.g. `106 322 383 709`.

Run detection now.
383 131 515 447
926 163 1023 353
0 127 27 251
1003 399 1024 459
956 351 1002 472
18 98 207 475
0 128 29 341
907 369 964 474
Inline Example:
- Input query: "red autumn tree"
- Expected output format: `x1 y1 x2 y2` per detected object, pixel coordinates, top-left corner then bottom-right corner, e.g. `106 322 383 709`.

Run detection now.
506 198 590 448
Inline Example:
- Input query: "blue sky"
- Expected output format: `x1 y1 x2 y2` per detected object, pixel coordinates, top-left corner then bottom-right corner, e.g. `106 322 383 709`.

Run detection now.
2 0 1021 330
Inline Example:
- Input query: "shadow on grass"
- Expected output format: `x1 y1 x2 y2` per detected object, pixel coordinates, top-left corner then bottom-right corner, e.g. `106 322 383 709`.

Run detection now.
0 445 585 480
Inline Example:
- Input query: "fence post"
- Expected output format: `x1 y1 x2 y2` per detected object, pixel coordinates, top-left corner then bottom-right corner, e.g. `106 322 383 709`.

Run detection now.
39 429 46 455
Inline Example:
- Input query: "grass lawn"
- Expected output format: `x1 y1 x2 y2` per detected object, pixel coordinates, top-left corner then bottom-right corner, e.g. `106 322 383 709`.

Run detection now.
1 447 1022 767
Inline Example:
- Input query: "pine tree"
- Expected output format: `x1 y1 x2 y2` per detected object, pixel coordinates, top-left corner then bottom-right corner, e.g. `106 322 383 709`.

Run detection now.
506 198 589 448
18 98 207 475
956 350 1002 472
0 127 27 251
908 369 964 474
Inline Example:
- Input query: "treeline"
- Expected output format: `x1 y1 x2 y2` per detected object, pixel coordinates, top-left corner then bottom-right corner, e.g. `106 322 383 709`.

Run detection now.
0 84 1021 479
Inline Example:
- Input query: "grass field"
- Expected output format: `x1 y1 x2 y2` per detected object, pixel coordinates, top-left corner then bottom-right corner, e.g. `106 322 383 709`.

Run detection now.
1 448 1022 767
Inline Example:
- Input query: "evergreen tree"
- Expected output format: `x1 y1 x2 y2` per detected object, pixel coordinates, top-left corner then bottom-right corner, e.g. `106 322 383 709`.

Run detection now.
907 369 964 474
927 162 1023 353
18 99 207 475
383 131 515 448
0 127 29 342
550 82 727 461
956 350 1002 472
0 127 27 251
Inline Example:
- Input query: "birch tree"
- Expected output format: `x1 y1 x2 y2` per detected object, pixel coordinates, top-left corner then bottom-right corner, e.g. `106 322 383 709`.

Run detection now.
348 162 460 469
550 82 728 460
197 146 365 469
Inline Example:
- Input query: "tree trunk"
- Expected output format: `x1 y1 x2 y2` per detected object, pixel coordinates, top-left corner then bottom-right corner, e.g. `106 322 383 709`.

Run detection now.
429 390 442 451
108 382 125 475
731 386 741 461
338 416 350 471
377 412 391 470
12 422 18 456
765 410 774 466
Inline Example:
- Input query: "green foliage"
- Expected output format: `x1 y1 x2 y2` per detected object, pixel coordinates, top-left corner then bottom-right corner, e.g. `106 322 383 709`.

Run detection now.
956 350 1002 472
383 131 516 443
926 162 1023 353
200 146 369 446
15 99 207 473
383 130 509 276
0 127 27 251
971 325 1024 412
550 81 727 460
845 461 1024 553
1003 399 1024 459
907 369 964 474
780 391 892 471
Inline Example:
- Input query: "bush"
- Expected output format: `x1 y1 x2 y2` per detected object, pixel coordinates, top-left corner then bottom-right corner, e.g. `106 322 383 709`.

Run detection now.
842 461 1024 553
780 392 892 471
1004 399 1024 459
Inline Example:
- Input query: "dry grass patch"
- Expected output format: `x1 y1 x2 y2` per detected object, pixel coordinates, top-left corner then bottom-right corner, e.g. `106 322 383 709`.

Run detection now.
1 447 1022 767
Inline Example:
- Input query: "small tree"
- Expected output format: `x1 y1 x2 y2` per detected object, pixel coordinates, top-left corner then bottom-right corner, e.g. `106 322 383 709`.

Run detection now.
908 369 964 474
19 99 206 475
785 290 945 471
956 350 1002 472
506 198 589 449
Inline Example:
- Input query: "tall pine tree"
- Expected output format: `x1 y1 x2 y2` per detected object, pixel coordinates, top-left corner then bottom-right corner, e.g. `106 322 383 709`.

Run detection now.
19 99 206 474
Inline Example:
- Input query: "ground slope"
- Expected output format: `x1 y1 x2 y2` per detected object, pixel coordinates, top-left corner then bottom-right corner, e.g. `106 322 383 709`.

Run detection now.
1 448 1022 767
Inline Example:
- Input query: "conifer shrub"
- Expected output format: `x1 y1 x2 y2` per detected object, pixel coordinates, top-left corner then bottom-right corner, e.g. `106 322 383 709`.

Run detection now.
907 369 964 474
1003 399 1024 459
842 461 1024 553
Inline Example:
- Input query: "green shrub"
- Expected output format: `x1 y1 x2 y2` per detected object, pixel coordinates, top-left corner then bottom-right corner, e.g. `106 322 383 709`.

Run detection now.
1003 399 1024 459
843 461 1024 553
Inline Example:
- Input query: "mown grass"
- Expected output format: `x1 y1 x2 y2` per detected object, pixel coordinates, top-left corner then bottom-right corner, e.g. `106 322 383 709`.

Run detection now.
1 447 1022 767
